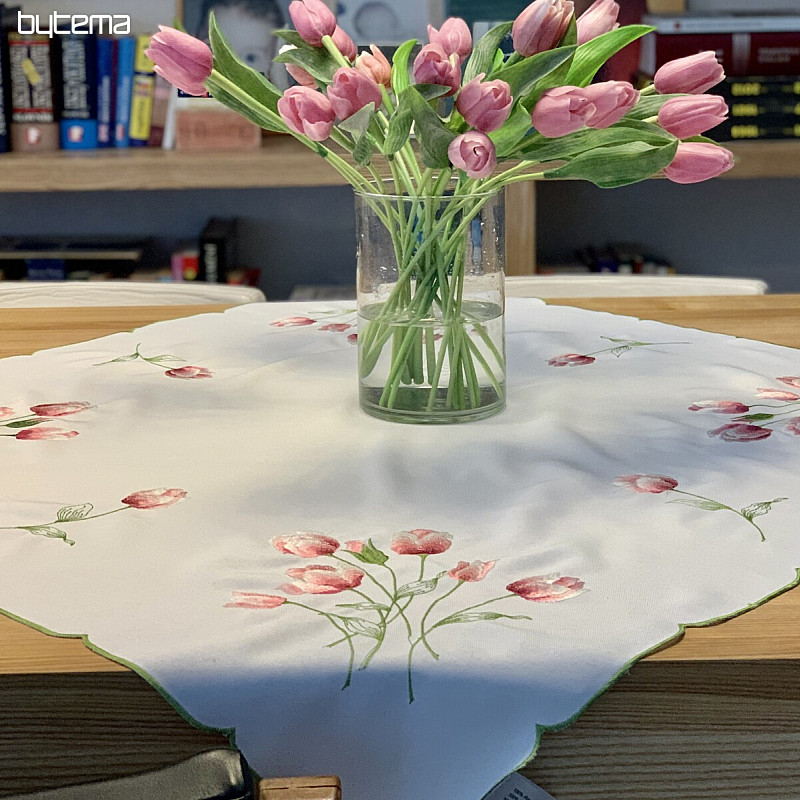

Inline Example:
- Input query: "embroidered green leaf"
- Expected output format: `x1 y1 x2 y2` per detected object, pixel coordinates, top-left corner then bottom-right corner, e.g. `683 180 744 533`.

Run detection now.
4 419 46 429
611 346 632 357
336 602 390 613
22 525 75 546
436 611 532 626
390 39 417 95
668 498 727 511
108 353 140 363
733 413 774 422
56 503 93 522
396 574 444 598
340 617 383 639
464 21 513 83
741 498 788 521
346 539 389 566
602 337 648 346
146 355 184 364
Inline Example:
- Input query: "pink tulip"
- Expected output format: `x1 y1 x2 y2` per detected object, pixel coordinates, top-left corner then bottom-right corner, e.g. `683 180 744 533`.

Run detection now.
532 86 592 138
448 132 497 179
512 0 574 57
327 67 382 120
547 353 595 366
15 426 78 440
757 388 800 401
271 532 340 557
347 333 358 344
277 86 336 141
688 400 750 414
165 366 213 379
225 592 287 609
664 142 734 184
707 423 772 442
288 0 336 47
654 51 725 95
344 540 364 553
787 418 800 436
427 17 472 62
144 26 212 97
121 488 187 508
271 316 316 327
281 564 364 595
448 560 496 582
355 45 392 87
391 528 453 555
0 407 13 420
29 401 92 417
286 63 317 88
319 322 352 332
614 474 678 493
576 0 619 45
507 574 586 602
413 44 461 97
583 81 639 128
777 376 800 388
658 95 728 139
331 25 357 62
456 74 513 133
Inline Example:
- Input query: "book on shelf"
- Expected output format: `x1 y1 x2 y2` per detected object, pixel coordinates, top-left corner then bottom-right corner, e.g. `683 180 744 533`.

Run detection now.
129 34 154 147
6 31 61 151
59 33 98 149
0 26 9 153
113 34 135 147
96 35 115 148
147 74 171 147
640 14 800 77
198 217 238 283
171 244 200 282
174 95 261 150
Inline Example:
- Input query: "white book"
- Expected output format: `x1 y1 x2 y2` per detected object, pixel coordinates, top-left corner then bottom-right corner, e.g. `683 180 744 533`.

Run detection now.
643 13 800 33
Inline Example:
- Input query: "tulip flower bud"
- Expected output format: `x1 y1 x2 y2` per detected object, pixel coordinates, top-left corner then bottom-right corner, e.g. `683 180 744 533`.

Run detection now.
332 25 357 61
286 63 317 88
277 85 336 140
355 44 391 87
657 95 728 139
582 80 639 128
654 51 725 95
512 0 574 57
576 0 619 45
413 44 461 97
664 142 734 184
288 0 337 47
448 132 497 179
531 86 592 138
327 67 382 120
427 17 472 62
456 73 513 132
144 26 212 97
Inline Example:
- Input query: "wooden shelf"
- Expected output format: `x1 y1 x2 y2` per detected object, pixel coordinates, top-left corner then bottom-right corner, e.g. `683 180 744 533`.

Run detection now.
0 137 797 193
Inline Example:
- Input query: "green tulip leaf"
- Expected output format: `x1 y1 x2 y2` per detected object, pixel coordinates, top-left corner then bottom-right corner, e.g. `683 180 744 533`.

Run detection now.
391 39 418 96
396 576 443 599
384 104 413 155
337 103 375 140
5 418 46 429
56 503 93 522
205 77 286 133
405 86 457 168
625 93 683 120
464 21 513 83
560 16 578 48
346 539 390 566
489 100 533 158
741 498 788 521
493 45 576 102
435 611 532 626
23 525 75 545
667 498 727 511
274 46 337 85
272 29 307 49
566 25 654 87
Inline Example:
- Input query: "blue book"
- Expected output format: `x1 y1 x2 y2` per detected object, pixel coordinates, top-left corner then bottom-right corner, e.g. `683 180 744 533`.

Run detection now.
96 36 115 148
59 34 98 150
114 35 135 148
0 31 9 153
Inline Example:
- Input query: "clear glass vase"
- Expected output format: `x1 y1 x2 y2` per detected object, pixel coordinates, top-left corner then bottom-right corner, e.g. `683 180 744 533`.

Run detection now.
355 186 506 424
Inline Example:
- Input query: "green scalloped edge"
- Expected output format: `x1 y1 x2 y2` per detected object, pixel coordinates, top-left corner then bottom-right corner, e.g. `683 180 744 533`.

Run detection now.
3 567 799 792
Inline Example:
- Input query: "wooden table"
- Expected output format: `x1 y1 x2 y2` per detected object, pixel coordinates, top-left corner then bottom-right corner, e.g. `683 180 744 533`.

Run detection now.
1 297 798 799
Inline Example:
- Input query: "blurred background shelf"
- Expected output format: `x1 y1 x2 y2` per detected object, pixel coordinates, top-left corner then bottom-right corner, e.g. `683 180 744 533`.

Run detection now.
0 138 797 193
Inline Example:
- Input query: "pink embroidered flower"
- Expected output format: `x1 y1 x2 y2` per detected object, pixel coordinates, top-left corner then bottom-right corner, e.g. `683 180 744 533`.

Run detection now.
688 400 750 414
777 377 800 389
320 323 352 332
165 366 212 379
121 488 187 509
507 574 586 602
15 426 79 440
708 423 772 442
271 316 316 327
448 560 496 582
391 528 453 555
271 532 340 557
29 401 92 417
225 592 286 609
282 564 364 595
614 474 678 493
344 540 364 553
787 418 800 436
756 388 800 401
548 353 596 367
0 407 15 420
347 333 358 344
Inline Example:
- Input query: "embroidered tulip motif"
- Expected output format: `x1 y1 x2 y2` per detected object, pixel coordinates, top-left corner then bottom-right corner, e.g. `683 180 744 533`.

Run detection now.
225 593 287 609
15 427 79 440
548 353 596 367
121 488 188 509
614 474 678 494
272 532 340 557
708 423 772 442
506 574 586 602
282 564 365 594
165 366 213 379
448 560 496 582
777 377 800 388
391 528 453 555
757 388 800 401
29 401 93 417
688 401 750 414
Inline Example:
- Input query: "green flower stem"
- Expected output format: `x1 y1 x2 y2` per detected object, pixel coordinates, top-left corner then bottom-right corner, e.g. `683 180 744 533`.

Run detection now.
287 601 355 689
471 323 505 372
2 413 37 425
428 594 514 631
331 554 396 604
670 489 766 542
640 84 657 96
320 34 352 69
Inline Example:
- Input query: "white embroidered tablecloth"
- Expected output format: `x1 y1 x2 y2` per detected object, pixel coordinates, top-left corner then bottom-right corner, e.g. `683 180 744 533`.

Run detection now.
1 298 798 800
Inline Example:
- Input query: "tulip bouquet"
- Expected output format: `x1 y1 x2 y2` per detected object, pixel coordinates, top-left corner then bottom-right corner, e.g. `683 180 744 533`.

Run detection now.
146 0 733 423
